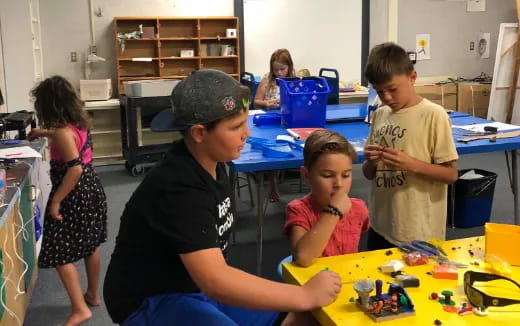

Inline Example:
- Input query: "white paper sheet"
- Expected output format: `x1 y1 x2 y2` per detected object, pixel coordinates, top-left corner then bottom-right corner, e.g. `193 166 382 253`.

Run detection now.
452 121 520 133
0 146 42 158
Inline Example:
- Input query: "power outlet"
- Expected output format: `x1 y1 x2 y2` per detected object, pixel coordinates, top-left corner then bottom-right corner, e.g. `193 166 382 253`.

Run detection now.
470 42 475 51
70 51 77 62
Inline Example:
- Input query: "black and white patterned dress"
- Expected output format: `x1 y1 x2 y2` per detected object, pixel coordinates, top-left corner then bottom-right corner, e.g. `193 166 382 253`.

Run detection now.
38 131 107 268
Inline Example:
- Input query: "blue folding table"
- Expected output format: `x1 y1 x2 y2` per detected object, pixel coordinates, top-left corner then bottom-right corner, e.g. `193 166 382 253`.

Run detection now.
229 105 520 274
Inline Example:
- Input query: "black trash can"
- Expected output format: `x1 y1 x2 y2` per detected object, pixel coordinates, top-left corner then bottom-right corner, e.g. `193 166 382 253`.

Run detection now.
450 169 497 228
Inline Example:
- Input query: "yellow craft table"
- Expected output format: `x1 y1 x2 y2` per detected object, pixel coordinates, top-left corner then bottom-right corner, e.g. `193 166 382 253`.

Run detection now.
282 237 520 325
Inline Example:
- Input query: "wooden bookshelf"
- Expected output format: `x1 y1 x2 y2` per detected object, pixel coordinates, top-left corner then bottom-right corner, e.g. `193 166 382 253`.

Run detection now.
114 16 240 94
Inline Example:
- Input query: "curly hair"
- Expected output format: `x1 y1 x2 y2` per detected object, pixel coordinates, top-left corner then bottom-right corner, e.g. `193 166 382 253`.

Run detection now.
31 75 91 129
303 129 357 169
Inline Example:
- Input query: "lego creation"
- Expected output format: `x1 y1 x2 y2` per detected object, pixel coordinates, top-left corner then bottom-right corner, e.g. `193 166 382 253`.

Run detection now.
354 280 416 322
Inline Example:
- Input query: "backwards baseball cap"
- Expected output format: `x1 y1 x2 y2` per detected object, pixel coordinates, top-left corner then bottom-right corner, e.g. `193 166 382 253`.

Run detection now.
151 69 251 132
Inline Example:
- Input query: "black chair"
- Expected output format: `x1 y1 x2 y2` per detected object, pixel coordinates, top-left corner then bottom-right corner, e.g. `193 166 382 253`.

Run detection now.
319 68 340 105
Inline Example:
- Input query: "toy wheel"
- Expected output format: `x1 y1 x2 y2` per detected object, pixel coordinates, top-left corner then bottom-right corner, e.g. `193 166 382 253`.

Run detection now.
130 165 144 176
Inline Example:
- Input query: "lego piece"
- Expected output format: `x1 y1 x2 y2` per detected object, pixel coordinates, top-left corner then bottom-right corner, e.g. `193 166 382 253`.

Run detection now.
375 279 383 297
458 302 473 315
439 290 455 306
473 306 489 316
356 283 416 322
380 260 405 273
429 292 438 300
433 265 458 280
443 305 458 312
403 251 429 266
434 319 443 325
390 271 403 277
395 274 420 288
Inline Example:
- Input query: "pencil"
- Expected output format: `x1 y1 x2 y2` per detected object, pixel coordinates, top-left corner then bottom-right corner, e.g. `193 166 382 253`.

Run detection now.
286 129 301 140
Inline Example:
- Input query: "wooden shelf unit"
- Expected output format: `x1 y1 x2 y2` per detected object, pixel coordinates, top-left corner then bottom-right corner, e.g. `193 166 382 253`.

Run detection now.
114 16 240 93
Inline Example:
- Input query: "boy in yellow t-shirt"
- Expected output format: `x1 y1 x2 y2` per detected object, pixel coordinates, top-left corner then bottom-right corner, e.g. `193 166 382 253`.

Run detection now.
363 43 459 250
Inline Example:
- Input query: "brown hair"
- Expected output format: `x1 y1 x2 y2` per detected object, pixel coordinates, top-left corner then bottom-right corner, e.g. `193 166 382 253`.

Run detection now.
267 48 296 92
365 42 414 85
303 130 357 169
31 75 91 129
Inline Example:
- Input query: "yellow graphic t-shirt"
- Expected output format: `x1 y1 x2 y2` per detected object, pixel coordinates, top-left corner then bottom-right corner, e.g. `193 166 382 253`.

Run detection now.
366 99 459 245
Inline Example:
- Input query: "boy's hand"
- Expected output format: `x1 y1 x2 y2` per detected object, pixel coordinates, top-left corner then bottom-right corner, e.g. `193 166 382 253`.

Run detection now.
329 191 352 217
381 147 418 172
302 270 342 308
364 144 383 163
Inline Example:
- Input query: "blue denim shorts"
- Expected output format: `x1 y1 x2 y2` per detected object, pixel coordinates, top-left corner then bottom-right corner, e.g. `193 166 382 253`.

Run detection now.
122 292 280 326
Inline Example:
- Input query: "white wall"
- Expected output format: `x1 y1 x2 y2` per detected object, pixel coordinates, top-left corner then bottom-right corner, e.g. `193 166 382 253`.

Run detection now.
243 0 362 83
5 0 517 107
0 0 36 111
40 0 233 91
396 0 517 79
369 0 388 49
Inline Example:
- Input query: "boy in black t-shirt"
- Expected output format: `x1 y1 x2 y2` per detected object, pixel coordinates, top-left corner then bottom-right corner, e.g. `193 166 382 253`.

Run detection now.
104 70 341 325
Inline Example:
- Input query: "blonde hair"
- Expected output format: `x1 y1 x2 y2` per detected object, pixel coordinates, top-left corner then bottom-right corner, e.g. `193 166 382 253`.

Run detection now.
303 130 357 169
267 48 296 92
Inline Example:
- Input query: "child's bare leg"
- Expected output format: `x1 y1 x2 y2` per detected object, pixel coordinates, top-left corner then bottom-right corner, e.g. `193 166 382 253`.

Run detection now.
269 171 280 202
281 312 320 326
56 263 92 326
83 248 101 306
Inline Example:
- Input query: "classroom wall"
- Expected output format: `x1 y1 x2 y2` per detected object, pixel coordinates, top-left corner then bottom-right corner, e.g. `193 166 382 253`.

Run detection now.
39 0 233 91
3 0 518 109
370 1 389 50
0 0 36 112
397 0 517 79
243 0 362 84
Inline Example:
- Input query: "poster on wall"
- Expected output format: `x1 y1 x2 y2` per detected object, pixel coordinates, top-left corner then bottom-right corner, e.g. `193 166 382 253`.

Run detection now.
478 32 490 58
416 34 431 60
467 0 486 12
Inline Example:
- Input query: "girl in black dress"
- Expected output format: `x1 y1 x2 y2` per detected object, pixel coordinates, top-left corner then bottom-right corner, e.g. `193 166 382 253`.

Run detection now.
29 76 107 326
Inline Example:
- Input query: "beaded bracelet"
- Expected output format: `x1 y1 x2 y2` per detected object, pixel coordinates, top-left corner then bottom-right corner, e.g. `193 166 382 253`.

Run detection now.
322 204 343 219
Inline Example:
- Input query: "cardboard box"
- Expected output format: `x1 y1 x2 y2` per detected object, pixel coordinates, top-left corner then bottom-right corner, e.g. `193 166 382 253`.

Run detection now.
415 84 457 110
200 43 208 56
457 82 491 118
485 223 520 266
180 49 194 57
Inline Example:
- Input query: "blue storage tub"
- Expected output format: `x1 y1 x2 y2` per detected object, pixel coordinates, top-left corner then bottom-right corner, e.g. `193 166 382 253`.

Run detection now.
276 77 330 128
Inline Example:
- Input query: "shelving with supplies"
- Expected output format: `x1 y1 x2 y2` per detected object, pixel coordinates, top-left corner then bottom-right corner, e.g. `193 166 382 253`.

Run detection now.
114 16 240 94
84 99 123 166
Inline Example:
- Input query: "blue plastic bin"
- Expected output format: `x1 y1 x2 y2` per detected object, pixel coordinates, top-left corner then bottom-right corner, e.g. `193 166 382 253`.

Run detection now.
276 77 330 128
452 169 497 228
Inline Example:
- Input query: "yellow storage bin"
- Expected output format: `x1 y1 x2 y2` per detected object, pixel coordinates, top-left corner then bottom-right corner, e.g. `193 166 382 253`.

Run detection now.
485 222 520 266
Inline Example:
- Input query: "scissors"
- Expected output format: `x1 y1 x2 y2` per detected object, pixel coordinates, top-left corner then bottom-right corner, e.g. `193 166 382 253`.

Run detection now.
398 240 440 256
